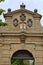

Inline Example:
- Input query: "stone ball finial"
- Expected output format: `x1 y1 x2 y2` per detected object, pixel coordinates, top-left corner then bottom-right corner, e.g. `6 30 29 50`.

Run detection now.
34 9 38 13
8 8 11 12
22 3 25 5
20 3 26 9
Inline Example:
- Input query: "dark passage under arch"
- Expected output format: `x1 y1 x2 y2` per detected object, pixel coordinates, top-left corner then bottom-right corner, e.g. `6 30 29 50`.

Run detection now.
11 50 35 64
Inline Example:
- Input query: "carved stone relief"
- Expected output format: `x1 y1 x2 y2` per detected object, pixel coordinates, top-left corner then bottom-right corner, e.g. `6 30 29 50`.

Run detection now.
13 19 18 27
20 35 26 43
20 13 26 21
27 19 32 27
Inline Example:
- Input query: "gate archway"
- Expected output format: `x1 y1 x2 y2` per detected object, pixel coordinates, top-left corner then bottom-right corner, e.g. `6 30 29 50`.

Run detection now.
11 50 35 65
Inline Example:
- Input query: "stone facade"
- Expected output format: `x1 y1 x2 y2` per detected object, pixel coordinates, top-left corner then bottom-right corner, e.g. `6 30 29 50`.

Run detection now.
0 3 43 65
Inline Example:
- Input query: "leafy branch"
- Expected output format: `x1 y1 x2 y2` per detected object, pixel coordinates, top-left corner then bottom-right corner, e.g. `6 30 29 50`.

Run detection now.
0 0 7 26
0 0 5 2
0 9 5 15
0 19 7 26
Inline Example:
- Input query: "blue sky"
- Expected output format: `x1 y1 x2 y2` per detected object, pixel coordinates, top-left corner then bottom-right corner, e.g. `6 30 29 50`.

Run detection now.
0 0 43 26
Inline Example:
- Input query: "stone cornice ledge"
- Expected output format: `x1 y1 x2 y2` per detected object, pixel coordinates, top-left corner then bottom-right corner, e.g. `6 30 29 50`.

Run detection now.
0 31 43 37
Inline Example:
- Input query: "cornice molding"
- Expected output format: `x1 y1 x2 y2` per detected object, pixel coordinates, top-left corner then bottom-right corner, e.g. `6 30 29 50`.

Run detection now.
3 9 42 19
0 32 43 37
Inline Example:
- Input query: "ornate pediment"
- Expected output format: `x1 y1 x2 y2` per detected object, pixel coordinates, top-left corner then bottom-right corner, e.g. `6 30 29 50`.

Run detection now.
4 3 42 19
3 3 43 34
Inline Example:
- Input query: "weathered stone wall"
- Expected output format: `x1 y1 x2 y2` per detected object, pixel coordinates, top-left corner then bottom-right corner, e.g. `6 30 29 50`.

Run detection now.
0 4 43 65
0 36 43 65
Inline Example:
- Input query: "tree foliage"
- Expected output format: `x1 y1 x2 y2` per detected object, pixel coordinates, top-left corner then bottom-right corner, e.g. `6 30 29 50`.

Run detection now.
0 0 7 26
0 19 7 26
0 9 5 15
11 59 24 65
0 0 5 15
11 59 34 65
0 0 5 2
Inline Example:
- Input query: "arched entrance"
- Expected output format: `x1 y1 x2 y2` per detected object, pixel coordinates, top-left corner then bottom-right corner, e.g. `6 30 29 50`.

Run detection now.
11 50 35 65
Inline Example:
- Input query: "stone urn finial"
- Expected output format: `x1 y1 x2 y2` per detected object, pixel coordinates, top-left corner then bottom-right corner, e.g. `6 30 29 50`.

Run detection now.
20 3 26 9
34 9 38 13
8 8 11 12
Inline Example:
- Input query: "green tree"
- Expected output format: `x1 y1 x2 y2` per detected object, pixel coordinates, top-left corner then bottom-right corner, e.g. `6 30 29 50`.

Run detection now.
11 59 31 65
0 0 5 15
11 59 24 65
11 59 34 65
0 0 4 2
32 61 34 65
0 0 7 26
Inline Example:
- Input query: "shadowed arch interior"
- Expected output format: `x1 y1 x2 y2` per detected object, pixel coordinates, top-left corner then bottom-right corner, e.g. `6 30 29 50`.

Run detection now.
11 50 35 62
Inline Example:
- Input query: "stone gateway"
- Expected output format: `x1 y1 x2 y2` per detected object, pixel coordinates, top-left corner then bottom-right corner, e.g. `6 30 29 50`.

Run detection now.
0 3 43 65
